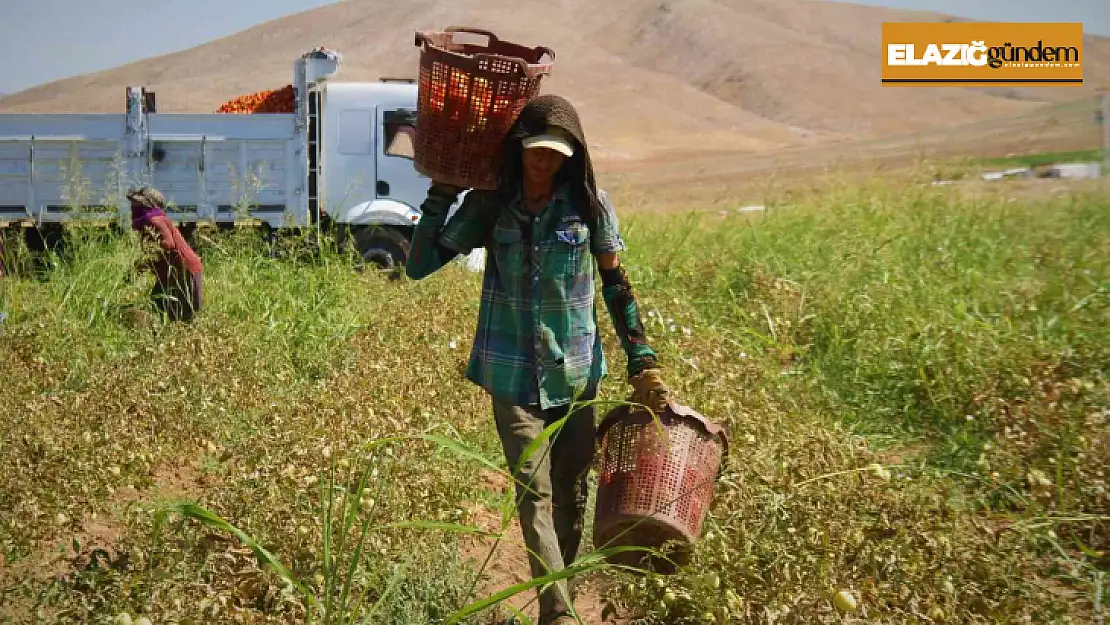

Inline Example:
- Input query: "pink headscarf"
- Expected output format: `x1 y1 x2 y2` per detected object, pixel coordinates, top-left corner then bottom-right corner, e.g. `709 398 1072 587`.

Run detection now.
130 203 167 231
127 187 168 231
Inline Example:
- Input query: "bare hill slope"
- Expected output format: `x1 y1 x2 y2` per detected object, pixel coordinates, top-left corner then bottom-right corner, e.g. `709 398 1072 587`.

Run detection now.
1 0 1106 160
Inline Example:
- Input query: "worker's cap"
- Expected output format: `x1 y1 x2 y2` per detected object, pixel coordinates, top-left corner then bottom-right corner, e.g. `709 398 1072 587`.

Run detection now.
127 186 166 208
522 127 576 158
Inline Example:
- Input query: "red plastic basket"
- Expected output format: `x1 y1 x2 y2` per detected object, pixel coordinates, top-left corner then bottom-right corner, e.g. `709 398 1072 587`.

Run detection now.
592 402 729 573
413 27 555 190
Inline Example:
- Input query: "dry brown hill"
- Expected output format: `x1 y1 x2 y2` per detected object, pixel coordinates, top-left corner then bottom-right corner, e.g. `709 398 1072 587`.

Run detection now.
1 0 1107 162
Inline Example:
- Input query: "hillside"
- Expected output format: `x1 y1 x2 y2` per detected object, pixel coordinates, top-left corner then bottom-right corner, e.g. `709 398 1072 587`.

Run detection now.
0 0 1107 161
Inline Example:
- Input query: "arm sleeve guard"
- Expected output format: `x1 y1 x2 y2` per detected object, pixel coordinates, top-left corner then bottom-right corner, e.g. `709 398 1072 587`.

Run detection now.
600 263 659 377
405 185 463 279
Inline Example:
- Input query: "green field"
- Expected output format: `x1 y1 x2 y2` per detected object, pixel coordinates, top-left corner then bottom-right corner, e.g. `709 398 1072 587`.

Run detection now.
980 149 1104 169
1 177 1108 624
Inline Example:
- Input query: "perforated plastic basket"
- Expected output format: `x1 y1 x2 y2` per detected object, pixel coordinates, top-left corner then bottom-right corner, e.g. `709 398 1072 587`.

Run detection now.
592 402 729 572
413 27 555 190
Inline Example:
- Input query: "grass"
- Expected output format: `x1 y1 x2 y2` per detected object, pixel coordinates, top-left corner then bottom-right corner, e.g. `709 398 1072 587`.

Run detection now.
917 149 1104 183
1 174 1109 623
979 149 1104 169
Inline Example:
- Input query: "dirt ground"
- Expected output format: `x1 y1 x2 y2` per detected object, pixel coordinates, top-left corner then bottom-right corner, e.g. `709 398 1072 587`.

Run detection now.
595 98 1104 212
0 454 212 623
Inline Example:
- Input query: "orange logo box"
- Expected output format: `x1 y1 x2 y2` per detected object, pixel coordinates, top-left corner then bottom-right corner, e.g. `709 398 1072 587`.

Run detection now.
881 22 1084 87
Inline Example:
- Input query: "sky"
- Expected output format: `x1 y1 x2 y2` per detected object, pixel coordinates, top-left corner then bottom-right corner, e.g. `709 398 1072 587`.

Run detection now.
0 0 1107 94
0 0 345 94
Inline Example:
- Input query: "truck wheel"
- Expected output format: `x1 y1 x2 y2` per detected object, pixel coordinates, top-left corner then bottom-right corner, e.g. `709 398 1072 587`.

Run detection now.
353 226 410 278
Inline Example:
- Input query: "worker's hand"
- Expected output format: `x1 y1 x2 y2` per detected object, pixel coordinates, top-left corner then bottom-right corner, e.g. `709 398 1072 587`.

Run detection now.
423 182 464 218
628 368 672 415
430 181 464 197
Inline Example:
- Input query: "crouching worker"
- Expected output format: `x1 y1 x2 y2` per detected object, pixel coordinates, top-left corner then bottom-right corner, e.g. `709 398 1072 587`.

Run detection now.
406 95 672 625
127 187 204 322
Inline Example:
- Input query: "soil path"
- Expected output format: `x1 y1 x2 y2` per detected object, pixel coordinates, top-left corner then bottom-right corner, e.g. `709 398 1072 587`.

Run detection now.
0 455 210 622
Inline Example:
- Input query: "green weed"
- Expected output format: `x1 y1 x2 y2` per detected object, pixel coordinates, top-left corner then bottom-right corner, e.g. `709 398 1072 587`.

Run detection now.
1 177 1108 623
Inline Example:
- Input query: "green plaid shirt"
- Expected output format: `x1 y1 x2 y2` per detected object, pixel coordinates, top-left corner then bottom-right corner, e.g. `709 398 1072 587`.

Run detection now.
407 185 626 409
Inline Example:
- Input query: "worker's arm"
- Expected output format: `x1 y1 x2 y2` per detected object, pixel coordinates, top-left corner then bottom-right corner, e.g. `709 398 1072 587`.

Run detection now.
150 220 178 251
598 256 659 377
131 223 169 273
592 191 671 411
590 191 660 377
405 184 491 280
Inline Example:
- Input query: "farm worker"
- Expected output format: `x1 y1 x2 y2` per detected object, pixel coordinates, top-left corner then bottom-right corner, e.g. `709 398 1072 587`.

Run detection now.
406 95 671 625
127 186 204 322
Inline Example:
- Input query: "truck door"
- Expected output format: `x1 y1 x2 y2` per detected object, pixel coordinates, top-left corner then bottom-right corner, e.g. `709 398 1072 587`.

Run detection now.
324 106 378 219
376 107 430 211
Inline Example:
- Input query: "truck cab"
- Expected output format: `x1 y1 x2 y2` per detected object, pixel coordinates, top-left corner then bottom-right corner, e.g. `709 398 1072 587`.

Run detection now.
309 78 431 269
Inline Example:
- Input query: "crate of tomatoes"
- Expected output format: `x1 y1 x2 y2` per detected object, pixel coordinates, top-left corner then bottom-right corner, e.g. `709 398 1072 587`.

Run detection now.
413 27 555 190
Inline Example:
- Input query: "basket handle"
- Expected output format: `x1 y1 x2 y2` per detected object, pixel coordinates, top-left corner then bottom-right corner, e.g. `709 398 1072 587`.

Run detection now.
444 26 501 45
414 28 555 79
471 47 556 79
533 45 556 64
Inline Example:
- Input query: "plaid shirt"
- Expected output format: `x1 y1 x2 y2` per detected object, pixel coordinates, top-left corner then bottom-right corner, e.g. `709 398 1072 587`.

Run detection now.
407 184 626 409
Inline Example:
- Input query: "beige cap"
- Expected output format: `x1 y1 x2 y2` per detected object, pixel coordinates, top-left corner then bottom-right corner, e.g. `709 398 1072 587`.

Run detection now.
522 127 575 157
127 186 166 208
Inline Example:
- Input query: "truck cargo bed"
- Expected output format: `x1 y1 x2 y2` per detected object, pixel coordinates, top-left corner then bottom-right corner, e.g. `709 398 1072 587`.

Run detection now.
0 111 306 228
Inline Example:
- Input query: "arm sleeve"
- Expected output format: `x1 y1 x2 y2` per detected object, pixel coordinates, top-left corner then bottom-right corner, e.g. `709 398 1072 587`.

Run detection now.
602 265 659 377
439 191 496 254
151 220 177 251
594 190 658 377
405 187 495 280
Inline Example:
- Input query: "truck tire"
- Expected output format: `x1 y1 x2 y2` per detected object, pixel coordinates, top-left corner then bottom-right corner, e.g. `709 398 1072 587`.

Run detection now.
353 226 410 278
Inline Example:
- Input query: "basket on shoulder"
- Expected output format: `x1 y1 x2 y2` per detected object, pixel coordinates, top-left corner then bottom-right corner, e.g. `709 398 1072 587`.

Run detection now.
593 399 730 574
413 26 555 190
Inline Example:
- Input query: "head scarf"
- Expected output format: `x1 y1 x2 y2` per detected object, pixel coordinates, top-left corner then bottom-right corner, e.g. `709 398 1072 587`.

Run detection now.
498 94 603 224
127 186 168 231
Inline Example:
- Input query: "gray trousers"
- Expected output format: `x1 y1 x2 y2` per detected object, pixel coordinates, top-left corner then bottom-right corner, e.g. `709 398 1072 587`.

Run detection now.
491 391 597 625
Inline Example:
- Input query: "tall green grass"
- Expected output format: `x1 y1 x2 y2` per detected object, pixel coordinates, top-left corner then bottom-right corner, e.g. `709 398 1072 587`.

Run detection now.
624 182 1108 453
1 177 1108 623
981 149 1103 168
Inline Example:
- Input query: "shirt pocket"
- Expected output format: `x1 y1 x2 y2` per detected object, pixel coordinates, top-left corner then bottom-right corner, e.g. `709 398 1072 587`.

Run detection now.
491 225 527 280
542 220 591 278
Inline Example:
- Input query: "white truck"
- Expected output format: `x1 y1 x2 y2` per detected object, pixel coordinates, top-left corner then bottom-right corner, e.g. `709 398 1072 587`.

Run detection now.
0 47 447 269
